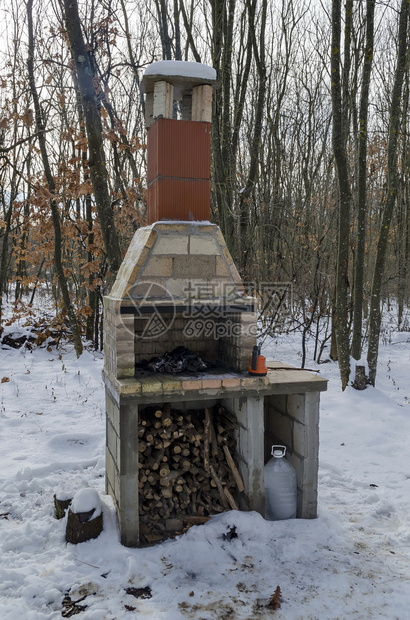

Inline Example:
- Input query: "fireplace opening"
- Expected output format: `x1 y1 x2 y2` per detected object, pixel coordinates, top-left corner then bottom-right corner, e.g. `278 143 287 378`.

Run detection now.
137 401 242 545
135 346 210 374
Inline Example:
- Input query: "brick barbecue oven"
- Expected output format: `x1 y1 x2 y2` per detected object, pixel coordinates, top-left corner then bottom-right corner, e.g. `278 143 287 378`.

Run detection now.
103 61 327 546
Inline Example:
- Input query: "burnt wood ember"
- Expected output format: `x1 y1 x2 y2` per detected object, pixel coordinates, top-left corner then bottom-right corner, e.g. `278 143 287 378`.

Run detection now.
138 403 244 544
136 346 209 374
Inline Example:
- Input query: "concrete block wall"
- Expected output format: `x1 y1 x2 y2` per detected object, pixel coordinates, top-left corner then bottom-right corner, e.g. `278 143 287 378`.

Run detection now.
105 387 140 547
103 297 135 380
264 392 320 518
225 395 265 515
105 376 323 546
105 387 120 510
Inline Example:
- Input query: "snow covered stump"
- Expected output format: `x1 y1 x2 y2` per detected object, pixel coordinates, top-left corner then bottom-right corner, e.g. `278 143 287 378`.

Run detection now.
54 493 72 520
65 488 103 544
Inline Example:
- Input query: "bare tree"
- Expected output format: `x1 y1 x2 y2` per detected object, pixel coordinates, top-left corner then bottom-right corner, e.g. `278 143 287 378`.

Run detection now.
367 0 410 385
331 0 353 389
63 0 122 279
351 0 375 361
27 0 83 356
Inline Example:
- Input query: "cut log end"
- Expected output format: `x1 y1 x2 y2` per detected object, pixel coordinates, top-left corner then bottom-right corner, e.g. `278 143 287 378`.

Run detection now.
65 508 103 544
54 494 72 520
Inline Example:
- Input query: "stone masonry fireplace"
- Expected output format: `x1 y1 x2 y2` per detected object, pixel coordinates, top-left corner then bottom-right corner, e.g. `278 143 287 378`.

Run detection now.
103 61 327 546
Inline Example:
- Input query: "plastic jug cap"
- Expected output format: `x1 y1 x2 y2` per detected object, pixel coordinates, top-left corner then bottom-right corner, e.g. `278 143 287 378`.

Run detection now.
271 445 286 458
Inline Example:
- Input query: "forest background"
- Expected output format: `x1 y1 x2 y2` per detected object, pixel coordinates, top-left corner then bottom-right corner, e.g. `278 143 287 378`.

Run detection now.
0 0 409 388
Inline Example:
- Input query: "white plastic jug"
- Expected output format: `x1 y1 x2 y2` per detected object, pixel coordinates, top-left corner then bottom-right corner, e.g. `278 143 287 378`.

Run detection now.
264 445 297 520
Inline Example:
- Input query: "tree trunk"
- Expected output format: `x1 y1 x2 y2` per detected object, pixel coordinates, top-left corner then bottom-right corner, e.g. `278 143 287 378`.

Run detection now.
238 0 267 275
154 0 173 59
397 66 409 329
351 0 375 361
0 197 13 326
331 0 353 389
211 0 236 248
367 0 410 386
63 0 122 280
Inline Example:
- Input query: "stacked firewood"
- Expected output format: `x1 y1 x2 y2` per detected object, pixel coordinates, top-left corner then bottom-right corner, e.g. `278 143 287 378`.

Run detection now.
138 403 244 544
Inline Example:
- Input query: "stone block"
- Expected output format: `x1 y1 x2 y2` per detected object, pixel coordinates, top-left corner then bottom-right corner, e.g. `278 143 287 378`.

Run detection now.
215 256 231 277
163 277 191 298
139 376 163 394
117 366 135 380
113 312 134 328
109 229 157 299
240 375 258 388
152 234 189 255
189 234 219 256
162 378 183 393
114 328 134 345
142 256 173 277
182 379 202 391
116 340 134 356
201 378 222 389
238 334 258 350
222 377 241 388
173 255 215 278
190 223 216 233
155 222 192 233
116 350 134 365
119 379 142 395
129 246 151 272
128 281 168 299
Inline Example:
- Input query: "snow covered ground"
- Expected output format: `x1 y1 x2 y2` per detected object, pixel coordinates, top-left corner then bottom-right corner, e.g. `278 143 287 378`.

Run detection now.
0 313 410 619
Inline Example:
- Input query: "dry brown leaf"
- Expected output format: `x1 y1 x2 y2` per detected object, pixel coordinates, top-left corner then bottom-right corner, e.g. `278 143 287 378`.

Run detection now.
1 377 10 383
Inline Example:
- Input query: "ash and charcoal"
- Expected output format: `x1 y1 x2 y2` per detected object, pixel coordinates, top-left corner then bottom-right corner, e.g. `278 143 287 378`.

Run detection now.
136 346 211 374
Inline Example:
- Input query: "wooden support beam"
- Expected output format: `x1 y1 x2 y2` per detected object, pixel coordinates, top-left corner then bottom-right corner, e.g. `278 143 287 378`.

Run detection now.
153 80 174 119
192 85 212 122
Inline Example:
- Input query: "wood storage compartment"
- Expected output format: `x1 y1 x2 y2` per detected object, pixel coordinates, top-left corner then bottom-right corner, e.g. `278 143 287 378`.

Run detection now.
137 402 244 544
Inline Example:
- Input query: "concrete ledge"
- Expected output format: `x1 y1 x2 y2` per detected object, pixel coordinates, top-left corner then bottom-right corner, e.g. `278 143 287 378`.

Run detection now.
102 362 327 405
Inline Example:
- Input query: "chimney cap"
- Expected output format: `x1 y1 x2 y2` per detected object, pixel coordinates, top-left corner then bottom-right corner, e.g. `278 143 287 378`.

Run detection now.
141 60 217 100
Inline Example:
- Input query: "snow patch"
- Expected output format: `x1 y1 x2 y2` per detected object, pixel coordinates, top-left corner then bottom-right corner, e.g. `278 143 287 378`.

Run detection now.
1 320 410 617
71 488 101 517
144 60 216 81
